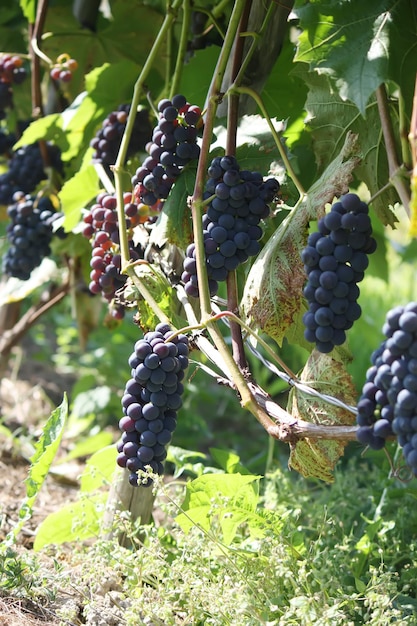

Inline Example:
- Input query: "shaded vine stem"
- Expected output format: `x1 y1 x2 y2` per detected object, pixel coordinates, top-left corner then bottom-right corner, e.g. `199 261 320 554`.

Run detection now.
188 0 279 436
376 84 411 215
224 0 252 371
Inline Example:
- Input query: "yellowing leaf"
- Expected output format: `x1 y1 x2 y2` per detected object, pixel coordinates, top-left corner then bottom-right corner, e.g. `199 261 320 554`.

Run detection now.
288 351 357 483
241 132 361 346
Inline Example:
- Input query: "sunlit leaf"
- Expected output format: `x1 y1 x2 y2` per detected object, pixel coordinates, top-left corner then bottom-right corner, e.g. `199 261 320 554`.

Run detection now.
8 396 69 542
80 446 118 493
60 163 100 231
33 494 106 551
176 473 261 545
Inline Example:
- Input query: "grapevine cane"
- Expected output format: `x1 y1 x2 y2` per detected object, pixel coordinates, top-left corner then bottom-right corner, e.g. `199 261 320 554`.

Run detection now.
187 0 280 435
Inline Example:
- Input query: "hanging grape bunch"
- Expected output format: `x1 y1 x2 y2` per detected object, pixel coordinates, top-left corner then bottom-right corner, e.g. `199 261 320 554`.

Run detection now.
0 54 27 119
301 193 377 353
116 323 189 487
182 155 279 298
49 53 78 83
0 141 64 206
2 192 65 280
82 191 145 319
132 94 203 207
90 104 152 171
356 302 417 477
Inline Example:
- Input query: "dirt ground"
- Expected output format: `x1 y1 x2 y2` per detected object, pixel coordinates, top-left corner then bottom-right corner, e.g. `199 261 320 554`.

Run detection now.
0 373 87 625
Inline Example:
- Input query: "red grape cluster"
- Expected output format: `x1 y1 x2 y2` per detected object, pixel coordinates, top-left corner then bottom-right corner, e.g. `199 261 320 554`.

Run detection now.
2 192 65 280
50 54 78 83
0 54 27 118
356 303 417 476
0 141 64 205
82 191 143 318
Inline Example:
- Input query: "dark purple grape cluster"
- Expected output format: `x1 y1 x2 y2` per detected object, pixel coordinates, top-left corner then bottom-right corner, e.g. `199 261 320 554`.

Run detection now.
301 193 377 353
182 155 279 298
90 105 151 171
82 191 144 319
2 192 64 280
116 323 189 487
187 11 223 55
0 129 15 155
356 303 417 476
132 94 202 207
0 142 64 205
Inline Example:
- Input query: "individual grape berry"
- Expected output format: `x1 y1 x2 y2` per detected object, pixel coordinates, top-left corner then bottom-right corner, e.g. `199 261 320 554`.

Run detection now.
0 141 64 205
132 95 203 207
356 303 417 476
301 193 376 353
117 323 189 486
2 192 65 280
182 155 279 298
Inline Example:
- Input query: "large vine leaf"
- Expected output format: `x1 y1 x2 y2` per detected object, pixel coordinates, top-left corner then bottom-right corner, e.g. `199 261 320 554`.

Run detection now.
298 67 398 225
293 0 417 115
241 132 361 347
288 351 357 483
149 167 196 250
176 473 263 545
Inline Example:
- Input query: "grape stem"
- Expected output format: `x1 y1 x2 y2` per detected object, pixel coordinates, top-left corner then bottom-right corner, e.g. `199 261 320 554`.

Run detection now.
230 85 306 198
187 0 280 436
113 0 184 273
169 0 191 99
223 0 252 371
376 84 411 215
30 0 50 118
125 261 172 327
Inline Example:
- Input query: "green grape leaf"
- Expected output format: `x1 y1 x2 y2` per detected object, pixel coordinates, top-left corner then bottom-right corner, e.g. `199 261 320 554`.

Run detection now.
41 3 165 101
149 167 196 249
298 66 398 225
288 351 357 483
60 163 100 231
176 473 262 545
80 446 118 493
6 396 68 543
33 493 106 551
241 132 361 346
62 61 143 162
294 0 417 115
12 114 67 151
127 264 185 332
19 0 35 22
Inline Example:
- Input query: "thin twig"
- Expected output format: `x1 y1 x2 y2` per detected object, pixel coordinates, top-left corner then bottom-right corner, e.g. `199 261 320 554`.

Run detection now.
376 84 411 214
